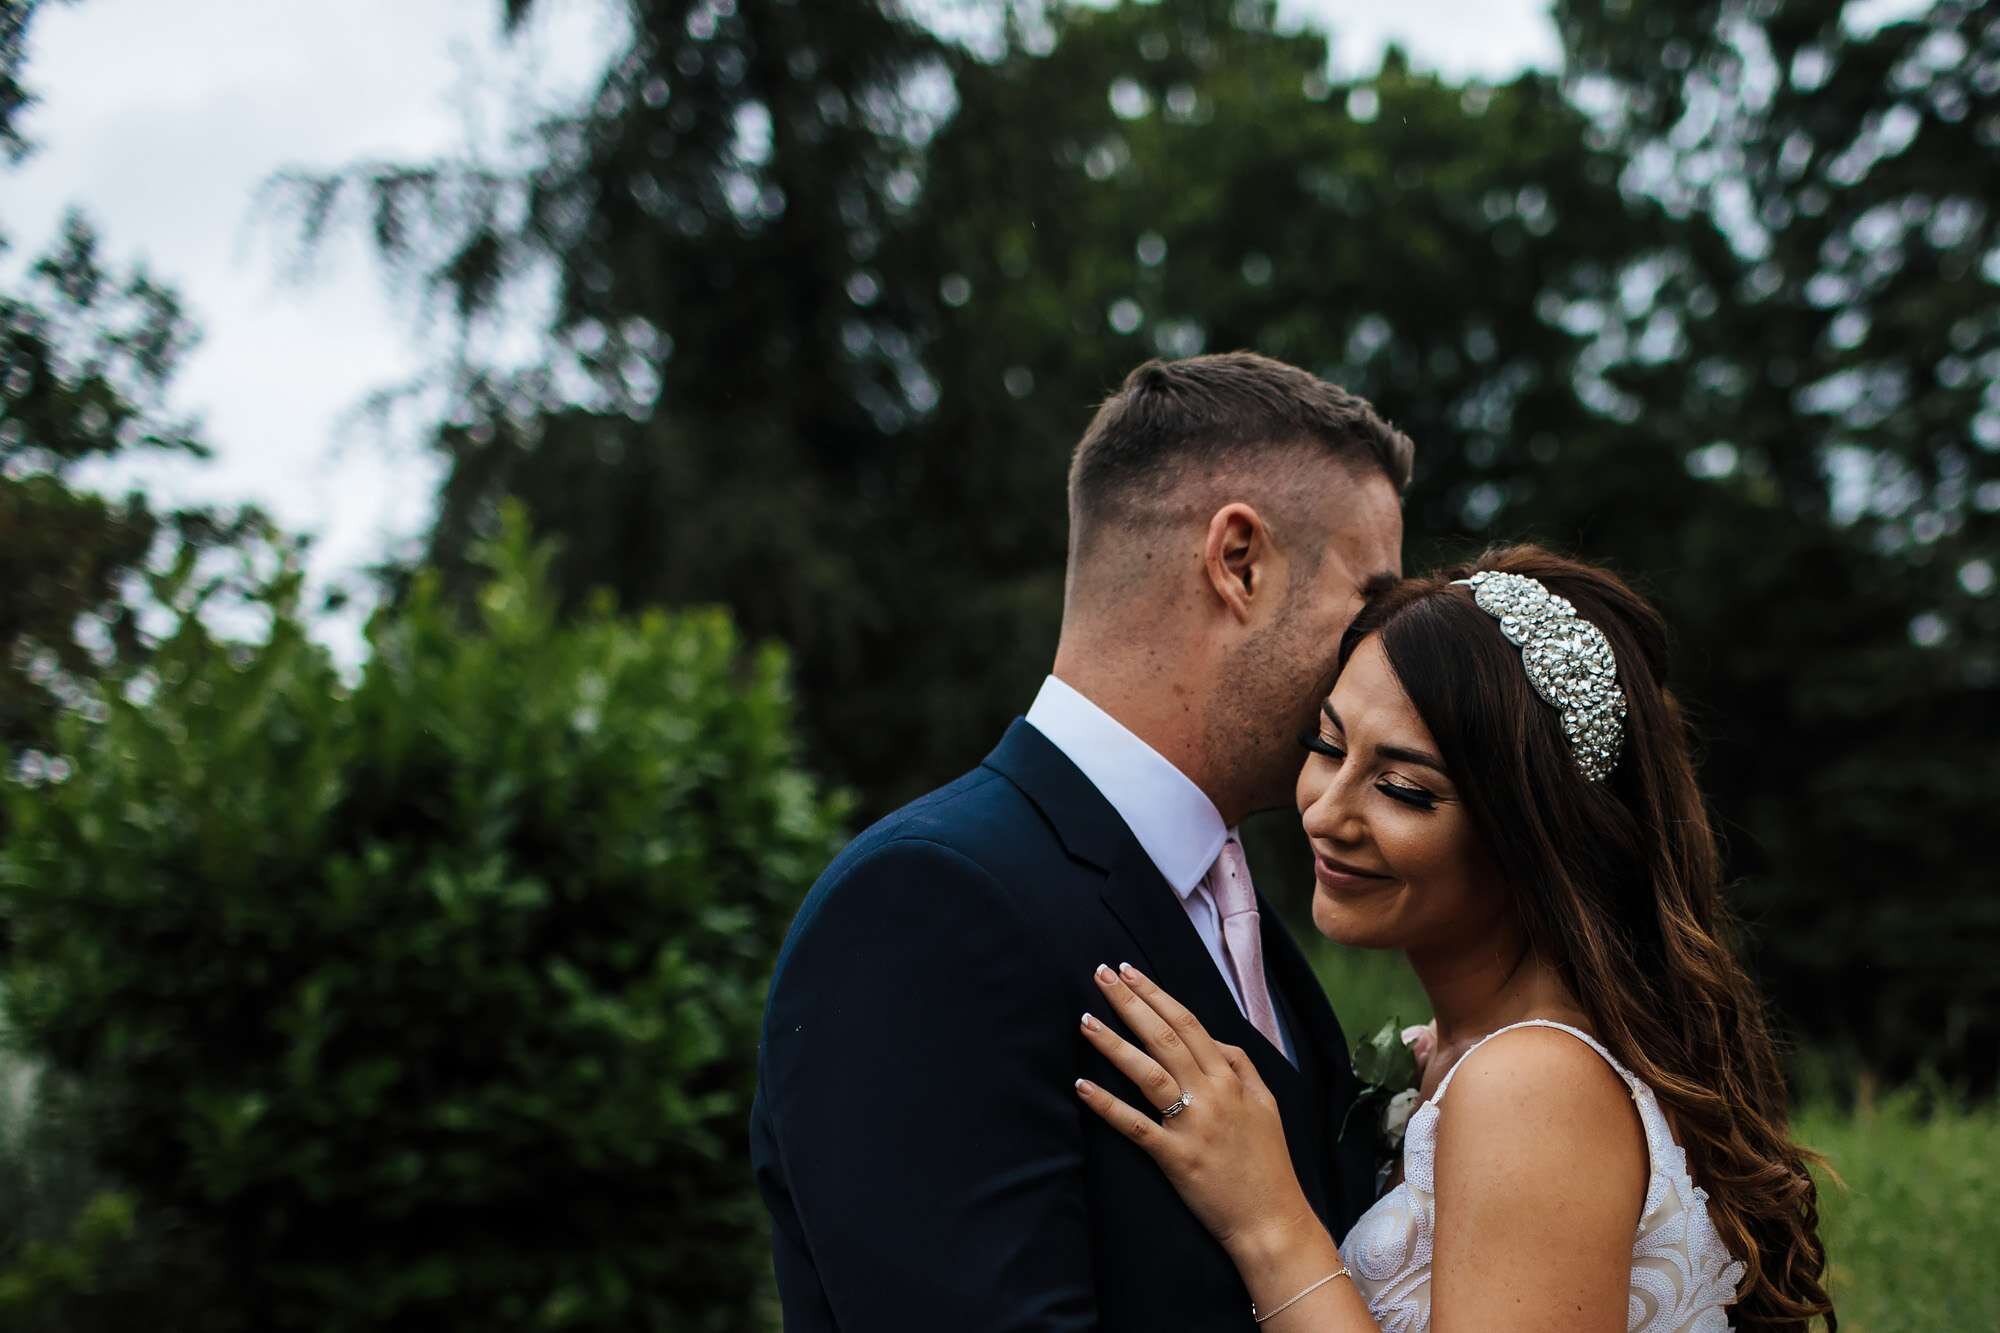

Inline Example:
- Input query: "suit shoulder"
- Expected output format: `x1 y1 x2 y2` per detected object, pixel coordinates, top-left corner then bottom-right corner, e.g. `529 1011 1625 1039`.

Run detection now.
829 763 1040 878
767 765 1068 993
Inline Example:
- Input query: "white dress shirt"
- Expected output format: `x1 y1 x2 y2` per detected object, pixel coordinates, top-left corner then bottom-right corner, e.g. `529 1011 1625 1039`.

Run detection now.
1025 675 1294 1061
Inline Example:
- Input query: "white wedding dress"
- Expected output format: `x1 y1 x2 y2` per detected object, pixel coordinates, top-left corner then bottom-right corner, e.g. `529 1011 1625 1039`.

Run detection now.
1338 1020 1747 1332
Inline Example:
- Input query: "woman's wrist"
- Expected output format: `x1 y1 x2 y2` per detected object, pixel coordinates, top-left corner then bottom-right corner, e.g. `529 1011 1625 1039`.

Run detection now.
1223 1197 1341 1293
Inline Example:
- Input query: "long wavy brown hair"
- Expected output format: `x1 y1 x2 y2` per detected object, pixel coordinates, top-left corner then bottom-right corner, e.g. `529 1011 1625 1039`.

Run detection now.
1341 544 1834 1329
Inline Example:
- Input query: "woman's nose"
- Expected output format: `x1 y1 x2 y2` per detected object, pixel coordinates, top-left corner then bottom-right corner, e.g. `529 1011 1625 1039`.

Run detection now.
1302 774 1363 844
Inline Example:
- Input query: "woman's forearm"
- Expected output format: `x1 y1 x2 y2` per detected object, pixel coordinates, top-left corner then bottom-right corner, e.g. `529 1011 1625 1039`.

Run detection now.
1225 1210 1377 1331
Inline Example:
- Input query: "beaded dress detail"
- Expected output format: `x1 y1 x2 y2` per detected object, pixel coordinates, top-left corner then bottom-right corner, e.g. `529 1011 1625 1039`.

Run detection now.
1338 1020 1746 1332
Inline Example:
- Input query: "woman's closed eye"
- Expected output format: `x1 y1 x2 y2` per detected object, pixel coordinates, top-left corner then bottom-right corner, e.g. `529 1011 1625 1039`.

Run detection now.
1299 727 1345 763
1300 730 1444 812
1375 779 1439 811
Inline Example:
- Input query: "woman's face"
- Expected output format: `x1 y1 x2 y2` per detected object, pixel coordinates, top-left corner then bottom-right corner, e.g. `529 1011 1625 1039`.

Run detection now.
1295 634 1503 953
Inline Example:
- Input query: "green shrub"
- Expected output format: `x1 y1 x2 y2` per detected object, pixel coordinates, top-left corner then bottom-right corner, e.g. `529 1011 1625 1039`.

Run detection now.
0 1028 125 1328
0 511 847 1330
0 1038 226 1329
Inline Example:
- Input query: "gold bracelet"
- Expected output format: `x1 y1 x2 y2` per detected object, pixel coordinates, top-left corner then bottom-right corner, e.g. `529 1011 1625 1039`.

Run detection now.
1251 1265 1349 1324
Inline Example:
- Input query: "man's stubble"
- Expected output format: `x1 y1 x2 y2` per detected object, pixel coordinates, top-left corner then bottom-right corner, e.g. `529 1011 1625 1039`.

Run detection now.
1205 595 1343 819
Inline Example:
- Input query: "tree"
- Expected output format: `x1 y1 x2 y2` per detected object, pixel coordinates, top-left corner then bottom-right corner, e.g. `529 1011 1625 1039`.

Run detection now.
275 0 1668 806
0 0 267 784
1549 0 1999 1082
266 0 952 804
891 2 1676 792
286 0 1995 1079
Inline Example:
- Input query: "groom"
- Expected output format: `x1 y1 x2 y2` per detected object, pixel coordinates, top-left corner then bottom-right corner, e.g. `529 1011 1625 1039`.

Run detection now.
751 352 1412 1330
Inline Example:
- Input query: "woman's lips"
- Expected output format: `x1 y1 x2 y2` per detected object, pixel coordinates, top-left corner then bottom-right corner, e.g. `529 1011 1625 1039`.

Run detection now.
1313 854 1394 891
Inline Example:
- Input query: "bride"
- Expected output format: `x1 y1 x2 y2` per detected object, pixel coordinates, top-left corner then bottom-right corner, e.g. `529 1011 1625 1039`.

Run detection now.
1072 547 1835 1331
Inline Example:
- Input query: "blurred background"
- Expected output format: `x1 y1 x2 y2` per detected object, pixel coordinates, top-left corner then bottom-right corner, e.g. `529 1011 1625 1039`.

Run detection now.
0 0 1993 1327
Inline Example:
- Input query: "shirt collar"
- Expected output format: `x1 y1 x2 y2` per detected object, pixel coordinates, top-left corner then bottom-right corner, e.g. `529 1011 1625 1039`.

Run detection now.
1024 674 1229 897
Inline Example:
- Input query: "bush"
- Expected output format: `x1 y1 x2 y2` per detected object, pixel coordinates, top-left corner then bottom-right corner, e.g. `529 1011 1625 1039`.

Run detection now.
0 511 847 1330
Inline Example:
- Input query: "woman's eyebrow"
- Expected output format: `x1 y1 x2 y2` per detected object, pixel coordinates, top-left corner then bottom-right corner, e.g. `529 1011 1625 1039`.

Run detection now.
1321 703 1449 776
1378 744 1450 777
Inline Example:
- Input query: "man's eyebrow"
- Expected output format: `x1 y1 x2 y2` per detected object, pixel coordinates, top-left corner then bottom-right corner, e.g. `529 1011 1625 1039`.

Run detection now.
1320 702 1449 776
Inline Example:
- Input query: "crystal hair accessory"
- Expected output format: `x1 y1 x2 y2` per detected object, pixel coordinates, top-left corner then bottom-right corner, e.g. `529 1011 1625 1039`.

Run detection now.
1451 570 1626 782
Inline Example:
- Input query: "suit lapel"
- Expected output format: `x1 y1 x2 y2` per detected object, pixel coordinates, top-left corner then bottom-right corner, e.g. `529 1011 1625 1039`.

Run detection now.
1258 901 1377 1233
1097 840 1236 1020
981 720 1125 872
985 719 1363 1222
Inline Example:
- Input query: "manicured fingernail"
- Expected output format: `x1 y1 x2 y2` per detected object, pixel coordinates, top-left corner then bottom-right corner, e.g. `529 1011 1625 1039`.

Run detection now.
1119 962 1139 980
1075 1078 1096 1095
1081 1012 1098 1031
1095 964 1115 983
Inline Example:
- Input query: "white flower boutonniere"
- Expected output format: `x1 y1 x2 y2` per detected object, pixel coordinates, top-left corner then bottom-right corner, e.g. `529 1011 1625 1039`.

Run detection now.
1343 1018 1428 1194
1380 1086 1422 1151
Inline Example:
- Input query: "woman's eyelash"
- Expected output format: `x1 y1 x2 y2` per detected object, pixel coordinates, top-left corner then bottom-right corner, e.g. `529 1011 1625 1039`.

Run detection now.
1377 783 1438 811
1299 729 1344 759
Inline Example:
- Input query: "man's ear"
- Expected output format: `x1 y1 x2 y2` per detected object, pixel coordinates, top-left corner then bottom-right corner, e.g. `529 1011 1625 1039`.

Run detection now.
1203 503 1270 623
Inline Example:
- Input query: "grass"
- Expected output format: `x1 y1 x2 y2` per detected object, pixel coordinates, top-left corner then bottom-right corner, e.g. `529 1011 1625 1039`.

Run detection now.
1800 1094 1998 1330
1310 942 1999 1331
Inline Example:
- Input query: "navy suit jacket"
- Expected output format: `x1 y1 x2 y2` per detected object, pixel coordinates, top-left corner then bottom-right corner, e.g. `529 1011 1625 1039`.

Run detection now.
750 721 1374 1331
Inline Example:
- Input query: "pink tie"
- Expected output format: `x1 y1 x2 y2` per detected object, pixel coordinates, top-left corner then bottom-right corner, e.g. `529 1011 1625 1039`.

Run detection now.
1208 837 1284 1054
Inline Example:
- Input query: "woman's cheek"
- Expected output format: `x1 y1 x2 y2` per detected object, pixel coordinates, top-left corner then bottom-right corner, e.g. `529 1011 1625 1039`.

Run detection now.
1310 876 1408 949
1323 812 1438 950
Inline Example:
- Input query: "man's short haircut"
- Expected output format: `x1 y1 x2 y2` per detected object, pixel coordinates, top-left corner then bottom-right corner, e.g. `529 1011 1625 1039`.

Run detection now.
1067 352 1414 560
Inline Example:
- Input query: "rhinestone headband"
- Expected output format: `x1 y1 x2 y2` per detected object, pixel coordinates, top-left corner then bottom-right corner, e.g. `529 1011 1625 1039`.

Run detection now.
1450 571 1627 782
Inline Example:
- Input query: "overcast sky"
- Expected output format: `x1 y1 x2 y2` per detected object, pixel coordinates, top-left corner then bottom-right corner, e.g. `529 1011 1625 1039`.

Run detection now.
10 0 1560 660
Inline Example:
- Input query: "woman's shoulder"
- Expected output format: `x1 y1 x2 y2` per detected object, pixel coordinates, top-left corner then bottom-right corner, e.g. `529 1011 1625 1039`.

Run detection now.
1438 1020 1636 1104
1429 1021 1649 1216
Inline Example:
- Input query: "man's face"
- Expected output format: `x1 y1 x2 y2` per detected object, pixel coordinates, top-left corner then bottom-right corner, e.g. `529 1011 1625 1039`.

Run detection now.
1219 466 1404 814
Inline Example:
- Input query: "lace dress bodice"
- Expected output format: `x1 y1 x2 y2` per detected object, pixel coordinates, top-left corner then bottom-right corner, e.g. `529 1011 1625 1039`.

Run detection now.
1338 1020 1746 1333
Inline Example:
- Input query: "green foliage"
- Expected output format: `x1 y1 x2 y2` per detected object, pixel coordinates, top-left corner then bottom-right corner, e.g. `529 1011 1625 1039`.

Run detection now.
0 1182 143 1328
0 991 215 1332
0 211 268 776
0 508 848 1330
1799 1093 2000 1331
1548 0 2000 1090
0 1030 105 1288
262 0 952 772
1349 1020 1419 1095
2 0 266 781
277 0 1995 1081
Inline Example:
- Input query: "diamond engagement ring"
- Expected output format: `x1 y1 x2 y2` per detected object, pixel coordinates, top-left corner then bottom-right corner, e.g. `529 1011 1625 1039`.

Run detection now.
1161 1089 1195 1120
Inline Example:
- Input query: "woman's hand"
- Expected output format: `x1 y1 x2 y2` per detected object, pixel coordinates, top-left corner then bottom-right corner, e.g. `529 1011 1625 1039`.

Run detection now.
1074 962 1321 1264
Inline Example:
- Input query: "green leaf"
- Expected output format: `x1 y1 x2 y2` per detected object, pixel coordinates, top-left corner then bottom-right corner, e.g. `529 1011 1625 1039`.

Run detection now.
1352 1017 1418 1093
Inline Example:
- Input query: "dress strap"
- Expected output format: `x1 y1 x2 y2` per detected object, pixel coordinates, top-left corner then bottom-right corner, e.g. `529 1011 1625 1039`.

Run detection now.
1429 1018 1638 1107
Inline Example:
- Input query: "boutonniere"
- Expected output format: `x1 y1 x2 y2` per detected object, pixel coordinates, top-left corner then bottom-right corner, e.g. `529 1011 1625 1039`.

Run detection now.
1342 1019 1429 1193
